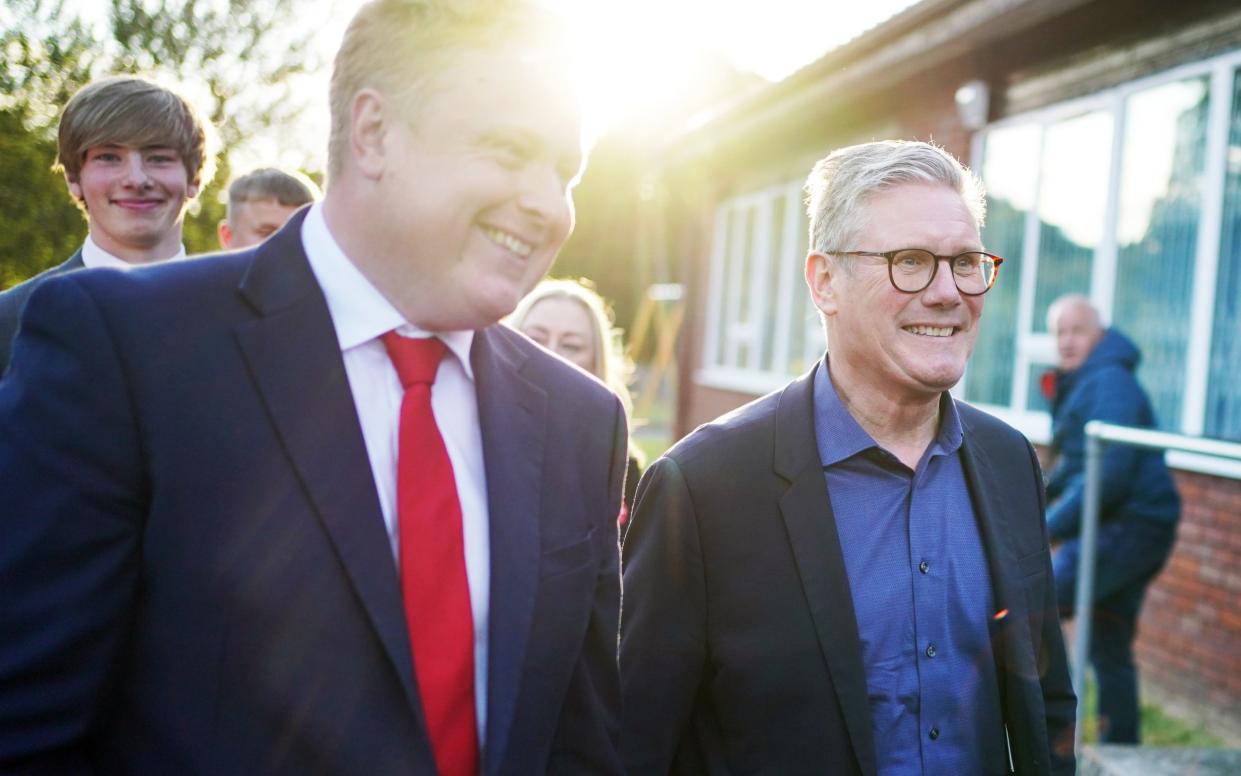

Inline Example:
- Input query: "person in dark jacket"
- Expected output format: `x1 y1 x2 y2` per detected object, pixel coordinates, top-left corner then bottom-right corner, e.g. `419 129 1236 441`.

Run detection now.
1045 294 1180 744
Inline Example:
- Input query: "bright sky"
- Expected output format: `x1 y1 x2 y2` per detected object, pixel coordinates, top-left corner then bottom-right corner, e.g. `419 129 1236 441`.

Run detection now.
552 0 920 137
60 0 920 173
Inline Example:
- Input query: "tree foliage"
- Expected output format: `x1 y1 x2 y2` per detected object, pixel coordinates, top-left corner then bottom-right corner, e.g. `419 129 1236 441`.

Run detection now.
0 0 94 287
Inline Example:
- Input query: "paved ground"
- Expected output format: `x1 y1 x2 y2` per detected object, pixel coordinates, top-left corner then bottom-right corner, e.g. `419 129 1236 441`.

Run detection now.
1080 745 1241 775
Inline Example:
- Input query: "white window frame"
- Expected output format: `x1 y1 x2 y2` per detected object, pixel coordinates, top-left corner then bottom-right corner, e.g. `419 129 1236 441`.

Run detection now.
697 179 814 396
969 48 1241 479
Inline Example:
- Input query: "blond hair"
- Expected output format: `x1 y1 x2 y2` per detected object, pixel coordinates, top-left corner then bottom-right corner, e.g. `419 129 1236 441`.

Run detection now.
226 168 320 219
327 0 571 178
56 75 216 196
510 278 635 418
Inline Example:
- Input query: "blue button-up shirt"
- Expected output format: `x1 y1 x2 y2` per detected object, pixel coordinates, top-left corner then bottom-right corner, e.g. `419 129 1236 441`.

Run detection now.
813 361 1006 775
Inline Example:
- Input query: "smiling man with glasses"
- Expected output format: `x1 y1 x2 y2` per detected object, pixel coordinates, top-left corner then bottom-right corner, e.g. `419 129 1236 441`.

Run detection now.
622 140 1074 775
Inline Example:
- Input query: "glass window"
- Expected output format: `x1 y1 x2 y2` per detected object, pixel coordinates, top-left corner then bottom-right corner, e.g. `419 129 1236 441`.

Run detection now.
1206 68 1241 442
732 206 757 368
761 194 788 373
708 207 736 367
789 208 818 375
967 61 1234 442
1111 77 1210 431
706 185 818 379
1032 111 1113 332
967 124 1039 405
1026 359 1058 413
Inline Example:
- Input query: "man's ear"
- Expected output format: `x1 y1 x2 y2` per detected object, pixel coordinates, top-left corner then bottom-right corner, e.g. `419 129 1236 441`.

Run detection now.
218 220 233 249
187 179 200 200
805 251 841 317
350 88 391 180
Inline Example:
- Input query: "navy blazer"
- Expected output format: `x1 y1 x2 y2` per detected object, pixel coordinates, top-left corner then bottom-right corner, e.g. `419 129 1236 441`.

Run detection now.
620 367 1076 775
0 211 628 774
0 250 84 373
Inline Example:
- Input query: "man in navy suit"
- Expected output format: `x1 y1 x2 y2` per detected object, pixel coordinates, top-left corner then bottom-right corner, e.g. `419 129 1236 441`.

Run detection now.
621 141 1075 774
0 1 627 773
0 75 214 372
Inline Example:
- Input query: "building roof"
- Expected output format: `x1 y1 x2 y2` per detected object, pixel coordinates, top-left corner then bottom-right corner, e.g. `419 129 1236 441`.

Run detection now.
658 0 1099 165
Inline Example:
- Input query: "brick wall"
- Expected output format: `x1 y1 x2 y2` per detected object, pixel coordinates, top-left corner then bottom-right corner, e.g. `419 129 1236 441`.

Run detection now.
1134 470 1241 742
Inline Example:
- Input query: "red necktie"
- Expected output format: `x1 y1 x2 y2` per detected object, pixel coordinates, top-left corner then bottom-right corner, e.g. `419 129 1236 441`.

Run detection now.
381 332 478 776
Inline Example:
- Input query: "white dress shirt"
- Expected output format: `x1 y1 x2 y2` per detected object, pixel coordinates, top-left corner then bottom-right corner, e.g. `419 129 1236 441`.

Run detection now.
80 233 187 269
300 203 491 741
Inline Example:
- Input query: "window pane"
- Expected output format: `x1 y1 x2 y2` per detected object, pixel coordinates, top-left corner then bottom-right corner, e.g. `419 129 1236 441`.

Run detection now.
790 208 817 375
710 207 736 367
967 124 1040 405
721 207 744 367
1025 359 1057 413
1032 111 1112 332
1206 69 1241 441
1112 77 1209 431
736 206 756 338
762 194 787 373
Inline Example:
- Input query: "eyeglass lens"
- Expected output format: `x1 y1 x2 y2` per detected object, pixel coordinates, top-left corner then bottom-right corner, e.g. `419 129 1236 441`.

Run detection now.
890 250 997 294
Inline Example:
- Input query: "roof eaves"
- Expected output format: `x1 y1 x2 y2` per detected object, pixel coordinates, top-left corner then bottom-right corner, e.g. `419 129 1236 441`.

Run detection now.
655 0 1097 167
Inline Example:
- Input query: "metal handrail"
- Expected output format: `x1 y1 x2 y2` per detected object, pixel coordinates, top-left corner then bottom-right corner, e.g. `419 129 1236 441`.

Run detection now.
1072 421 1241 752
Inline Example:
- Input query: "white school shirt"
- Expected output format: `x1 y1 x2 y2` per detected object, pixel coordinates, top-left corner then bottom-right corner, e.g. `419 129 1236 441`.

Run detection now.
81 233 187 269
300 203 491 742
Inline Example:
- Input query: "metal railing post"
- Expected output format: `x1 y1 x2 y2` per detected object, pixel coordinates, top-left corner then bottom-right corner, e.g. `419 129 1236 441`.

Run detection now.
1072 424 1104 754
1067 421 1241 753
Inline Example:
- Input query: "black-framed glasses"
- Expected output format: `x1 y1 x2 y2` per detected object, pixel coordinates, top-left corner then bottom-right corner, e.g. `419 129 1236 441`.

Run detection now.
829 249 1004 296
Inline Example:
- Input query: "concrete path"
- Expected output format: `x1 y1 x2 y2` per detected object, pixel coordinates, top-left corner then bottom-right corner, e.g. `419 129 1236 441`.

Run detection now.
1080 744 1241 775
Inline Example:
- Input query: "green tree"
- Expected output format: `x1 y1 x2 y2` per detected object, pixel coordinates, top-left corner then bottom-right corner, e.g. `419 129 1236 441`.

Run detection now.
0 0 96 288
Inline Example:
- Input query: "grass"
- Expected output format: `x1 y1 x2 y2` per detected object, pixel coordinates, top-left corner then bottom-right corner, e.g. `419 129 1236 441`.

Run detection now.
1079 675 1224 747
633 433 671 467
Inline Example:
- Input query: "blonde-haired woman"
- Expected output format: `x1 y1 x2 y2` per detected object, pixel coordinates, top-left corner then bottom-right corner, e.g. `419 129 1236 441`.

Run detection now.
510 278 643 531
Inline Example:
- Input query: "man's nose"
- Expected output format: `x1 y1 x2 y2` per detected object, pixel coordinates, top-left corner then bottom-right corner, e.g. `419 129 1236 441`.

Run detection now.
922 257 963 303
121 153 152 187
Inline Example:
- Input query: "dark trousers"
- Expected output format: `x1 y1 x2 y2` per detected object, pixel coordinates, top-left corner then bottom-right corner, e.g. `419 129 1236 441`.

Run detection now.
1053 517 1176 743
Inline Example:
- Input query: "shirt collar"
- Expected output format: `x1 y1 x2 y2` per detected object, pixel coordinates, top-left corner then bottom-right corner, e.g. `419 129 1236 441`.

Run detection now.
300 202 475 380
81 233 187 270
813 358 964 468
813 358 881 467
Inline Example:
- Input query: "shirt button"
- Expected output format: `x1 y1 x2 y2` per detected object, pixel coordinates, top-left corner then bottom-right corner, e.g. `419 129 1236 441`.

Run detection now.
919 560 930 574
929 727 940 741
925 644 937 658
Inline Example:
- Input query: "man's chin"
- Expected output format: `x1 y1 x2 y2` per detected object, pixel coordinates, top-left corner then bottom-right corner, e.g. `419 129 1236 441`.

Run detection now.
453 295 521 331
908 364 966 394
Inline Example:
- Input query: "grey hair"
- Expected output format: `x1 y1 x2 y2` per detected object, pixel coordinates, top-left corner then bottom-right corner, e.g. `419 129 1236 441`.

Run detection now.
803 140 986 266
1046 293 1100 333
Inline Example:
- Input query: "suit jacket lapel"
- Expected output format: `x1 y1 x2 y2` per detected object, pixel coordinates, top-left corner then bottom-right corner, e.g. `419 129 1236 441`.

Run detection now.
958 420 1024 634
472 327 547 772
957 412 1041 768
774 370 877 776
232 214 422 719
